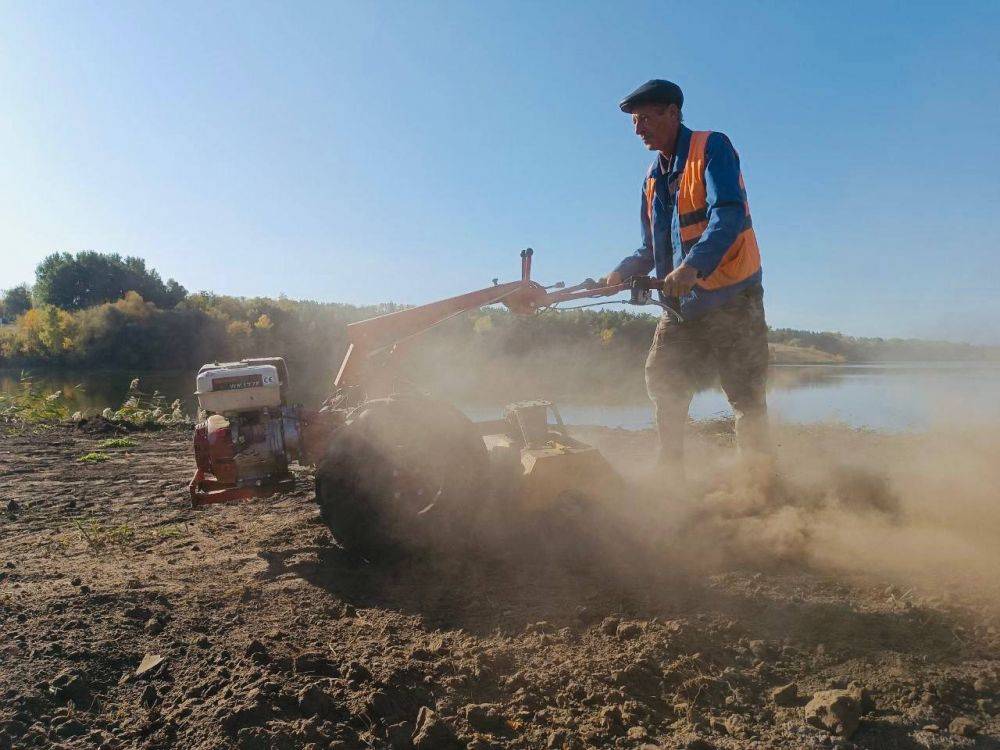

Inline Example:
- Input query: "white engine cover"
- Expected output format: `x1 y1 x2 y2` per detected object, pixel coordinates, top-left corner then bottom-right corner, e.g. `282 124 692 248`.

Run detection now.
196 362 281 414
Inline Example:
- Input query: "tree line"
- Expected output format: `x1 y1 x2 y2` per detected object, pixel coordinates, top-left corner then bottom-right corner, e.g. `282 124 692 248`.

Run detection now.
2 252 997 396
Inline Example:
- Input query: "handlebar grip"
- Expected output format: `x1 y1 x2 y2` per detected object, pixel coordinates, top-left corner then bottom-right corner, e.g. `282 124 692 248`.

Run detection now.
626 275 657 291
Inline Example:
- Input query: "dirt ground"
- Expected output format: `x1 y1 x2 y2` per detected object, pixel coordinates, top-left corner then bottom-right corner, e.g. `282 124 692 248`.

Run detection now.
1 420 998 750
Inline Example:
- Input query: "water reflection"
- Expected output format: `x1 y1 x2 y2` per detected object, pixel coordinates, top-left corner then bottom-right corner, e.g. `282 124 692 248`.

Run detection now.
3 362 999 432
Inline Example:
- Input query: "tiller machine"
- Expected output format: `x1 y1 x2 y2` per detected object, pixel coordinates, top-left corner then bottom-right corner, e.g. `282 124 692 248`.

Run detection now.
189 250 678 555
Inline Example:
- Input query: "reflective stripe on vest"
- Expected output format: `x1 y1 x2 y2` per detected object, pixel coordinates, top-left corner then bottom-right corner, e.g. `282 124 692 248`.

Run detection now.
645 175 656 236
677 130 761 291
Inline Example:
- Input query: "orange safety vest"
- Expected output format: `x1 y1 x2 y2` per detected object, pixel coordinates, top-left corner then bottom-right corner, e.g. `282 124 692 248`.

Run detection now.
676 131 761 290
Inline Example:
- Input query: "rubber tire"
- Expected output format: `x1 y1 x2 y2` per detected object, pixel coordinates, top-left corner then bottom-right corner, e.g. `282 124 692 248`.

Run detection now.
315 396 488 560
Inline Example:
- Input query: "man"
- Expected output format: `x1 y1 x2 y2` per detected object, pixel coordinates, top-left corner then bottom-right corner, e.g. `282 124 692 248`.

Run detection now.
603 79 770 477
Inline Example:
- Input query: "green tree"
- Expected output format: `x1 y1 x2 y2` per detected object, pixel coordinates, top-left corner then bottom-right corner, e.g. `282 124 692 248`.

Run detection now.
33 251 188 310
1 284 32 319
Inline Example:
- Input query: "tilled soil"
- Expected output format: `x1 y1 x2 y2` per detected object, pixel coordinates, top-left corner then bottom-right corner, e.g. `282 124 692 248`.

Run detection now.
1 422 998 750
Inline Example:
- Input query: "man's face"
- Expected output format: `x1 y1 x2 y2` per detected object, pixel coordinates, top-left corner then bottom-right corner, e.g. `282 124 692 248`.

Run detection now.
631 103 680 152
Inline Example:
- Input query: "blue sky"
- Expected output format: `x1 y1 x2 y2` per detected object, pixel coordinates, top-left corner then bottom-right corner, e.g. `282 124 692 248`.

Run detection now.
2 1 999 343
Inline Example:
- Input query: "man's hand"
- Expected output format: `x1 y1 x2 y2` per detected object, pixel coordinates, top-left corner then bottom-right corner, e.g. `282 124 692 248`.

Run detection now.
661 265 700 297
600 271 623 287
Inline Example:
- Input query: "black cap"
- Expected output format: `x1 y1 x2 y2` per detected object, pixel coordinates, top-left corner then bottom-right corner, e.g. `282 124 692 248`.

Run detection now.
619 79 683 113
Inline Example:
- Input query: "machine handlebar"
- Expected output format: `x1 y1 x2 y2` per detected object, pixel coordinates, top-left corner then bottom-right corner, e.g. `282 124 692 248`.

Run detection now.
530 275 683 320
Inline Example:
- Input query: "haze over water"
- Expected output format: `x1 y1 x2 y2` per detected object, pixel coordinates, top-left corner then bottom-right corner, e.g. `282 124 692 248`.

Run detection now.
6 362 999 433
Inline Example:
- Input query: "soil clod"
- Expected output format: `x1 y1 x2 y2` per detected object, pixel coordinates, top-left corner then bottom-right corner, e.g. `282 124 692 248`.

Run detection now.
771 681 799 706
805 689 862 738
2 423 999 748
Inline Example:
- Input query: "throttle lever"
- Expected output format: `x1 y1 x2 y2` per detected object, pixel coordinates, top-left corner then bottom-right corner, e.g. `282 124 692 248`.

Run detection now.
625 276 684 321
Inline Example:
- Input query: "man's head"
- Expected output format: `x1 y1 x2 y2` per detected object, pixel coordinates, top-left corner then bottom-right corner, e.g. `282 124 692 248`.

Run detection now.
619 79 683 154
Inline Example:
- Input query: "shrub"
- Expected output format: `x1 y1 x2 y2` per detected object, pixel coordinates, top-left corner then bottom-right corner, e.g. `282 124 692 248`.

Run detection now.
101 378 188 427
0 374 70 424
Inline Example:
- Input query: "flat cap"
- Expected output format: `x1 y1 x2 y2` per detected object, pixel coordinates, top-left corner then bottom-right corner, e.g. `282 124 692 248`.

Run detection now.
619 79 683 113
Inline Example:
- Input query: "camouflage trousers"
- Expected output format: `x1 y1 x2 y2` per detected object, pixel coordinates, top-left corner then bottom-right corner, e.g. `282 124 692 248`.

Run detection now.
645 285 771 467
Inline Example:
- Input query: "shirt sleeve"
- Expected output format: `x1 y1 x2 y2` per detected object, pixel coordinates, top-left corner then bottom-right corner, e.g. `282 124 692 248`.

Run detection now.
681 132 747 278
614 181 655 278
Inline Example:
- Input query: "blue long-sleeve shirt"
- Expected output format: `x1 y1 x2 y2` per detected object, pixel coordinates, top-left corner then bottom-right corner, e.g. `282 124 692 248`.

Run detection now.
615 125 762 319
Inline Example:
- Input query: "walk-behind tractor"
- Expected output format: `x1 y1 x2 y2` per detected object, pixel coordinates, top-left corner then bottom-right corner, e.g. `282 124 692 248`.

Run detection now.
189 250 679 557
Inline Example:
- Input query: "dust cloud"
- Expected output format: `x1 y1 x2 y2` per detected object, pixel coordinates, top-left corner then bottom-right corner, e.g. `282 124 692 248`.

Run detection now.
386 323 1000 607
605 418 1000 608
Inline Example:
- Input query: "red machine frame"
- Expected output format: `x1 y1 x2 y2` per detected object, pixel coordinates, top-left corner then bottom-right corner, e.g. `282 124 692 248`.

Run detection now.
332 248 658 398
190 249 663 507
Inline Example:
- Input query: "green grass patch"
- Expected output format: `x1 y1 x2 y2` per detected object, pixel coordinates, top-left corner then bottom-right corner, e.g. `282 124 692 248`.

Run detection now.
74 518 135 550
97 437 137 449
77 451 112 463
155 523 186 540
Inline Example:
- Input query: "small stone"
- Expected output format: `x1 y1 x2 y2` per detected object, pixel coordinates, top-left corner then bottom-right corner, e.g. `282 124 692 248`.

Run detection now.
144 617 165 635
135 653 165 677
546 730 566 749
948 716 979 737
600 616 620 635
771 682 798 707
70 577 82 586
921 724 939 732
748 639 771 659
627 725 647 740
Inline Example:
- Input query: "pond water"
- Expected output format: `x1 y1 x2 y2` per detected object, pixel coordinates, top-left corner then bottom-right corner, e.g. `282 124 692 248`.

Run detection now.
3 362 999 433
